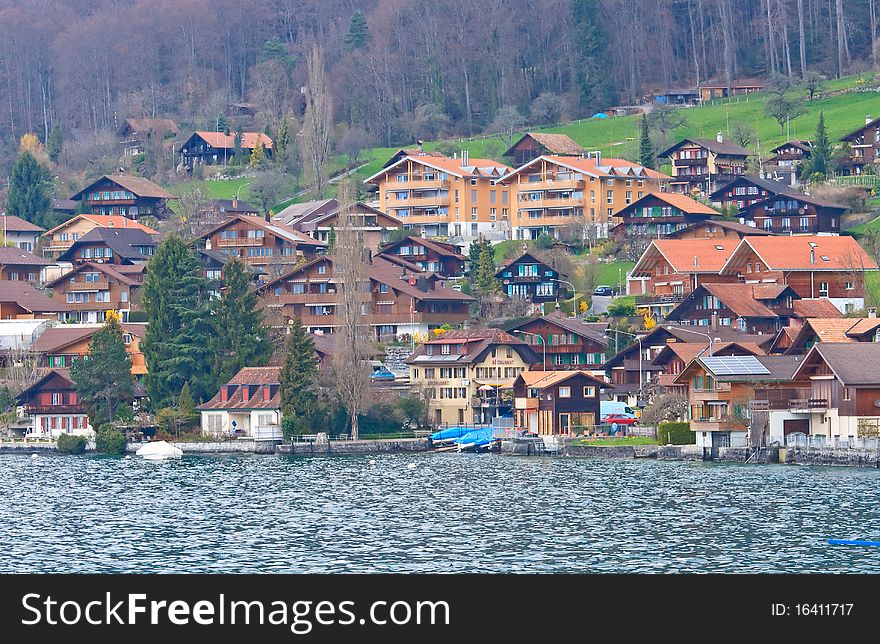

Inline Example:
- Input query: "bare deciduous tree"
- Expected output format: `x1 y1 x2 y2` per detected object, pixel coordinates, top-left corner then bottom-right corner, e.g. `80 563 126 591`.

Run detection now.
332 180 373 441
300 47 333 197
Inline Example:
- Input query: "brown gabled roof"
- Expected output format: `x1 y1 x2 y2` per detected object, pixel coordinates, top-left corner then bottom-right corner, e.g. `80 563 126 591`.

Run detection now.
16 368 74 400
30 326 103 354
191 131 274 150
842 317 880 337
71 175 175 201
406 328 538 366
0 248 51 266
505 132 585 157
508 313 609 346
0 215 44 233
122 118 179 135
795 318 859 343
841 117 880 142
667 219 777 238
792 299 842 318
794 343 880 386
378 235 466 260
198 367 282 411
623 192 719 216
659 137 751 159
199 214 327 248
0 282 69 312
46 261 138 288
370 256 474 302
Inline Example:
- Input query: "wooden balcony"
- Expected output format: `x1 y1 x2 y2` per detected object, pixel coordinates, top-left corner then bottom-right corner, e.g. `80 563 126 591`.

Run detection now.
673 157 707 166
514 397 539 410
63 301 119 311
24 404 84 414
269 292 339 305
788 398 828 413
690 418 744 432
66 280 110 291
216 237 265 247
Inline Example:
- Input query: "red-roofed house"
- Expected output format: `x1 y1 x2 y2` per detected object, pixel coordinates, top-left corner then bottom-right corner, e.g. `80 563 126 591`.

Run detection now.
197 366 282 440
498 153 670 240
178 131 274 168
41 214 158 260
666 282 800 334
610 192 721 239
719 235 879 314
365 151 512 238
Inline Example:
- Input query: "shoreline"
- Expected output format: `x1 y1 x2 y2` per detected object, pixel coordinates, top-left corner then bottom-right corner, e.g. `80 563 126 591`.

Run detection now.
3 438 879 468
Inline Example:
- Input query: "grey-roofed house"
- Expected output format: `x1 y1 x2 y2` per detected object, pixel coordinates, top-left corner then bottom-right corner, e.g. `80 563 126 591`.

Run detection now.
674 353 807 451
0 214 45 253
56 227 157 265
70 174 176 219
659 135 751 195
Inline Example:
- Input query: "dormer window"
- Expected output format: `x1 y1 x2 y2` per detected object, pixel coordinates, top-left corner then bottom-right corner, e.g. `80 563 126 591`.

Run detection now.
441 344 451 355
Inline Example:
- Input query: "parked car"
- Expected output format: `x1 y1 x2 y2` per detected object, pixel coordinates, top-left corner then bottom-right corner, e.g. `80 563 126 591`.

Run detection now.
601 413 639 426
593 285 614 296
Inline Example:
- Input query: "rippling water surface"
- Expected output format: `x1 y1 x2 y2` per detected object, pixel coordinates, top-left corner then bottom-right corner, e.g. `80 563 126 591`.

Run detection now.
2 452 880 573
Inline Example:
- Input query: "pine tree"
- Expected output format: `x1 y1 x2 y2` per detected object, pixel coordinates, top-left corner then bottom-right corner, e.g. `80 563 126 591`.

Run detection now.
639 116 654 169
48 125 63 163
232 123 244 165
276 117 290 159
142 236 213 409
6 150 52 227
474 244 499 295
344 11 370 50
69 318 136 426
249 138 267 168
208 257 272 389
810 111 831 178
280 317 319 437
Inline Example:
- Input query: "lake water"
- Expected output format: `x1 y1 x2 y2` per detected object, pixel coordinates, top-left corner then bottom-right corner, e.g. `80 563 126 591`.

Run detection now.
2 452 879 573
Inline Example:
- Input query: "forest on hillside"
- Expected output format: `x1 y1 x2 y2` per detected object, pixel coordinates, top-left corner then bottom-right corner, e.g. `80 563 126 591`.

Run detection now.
0 0 877 177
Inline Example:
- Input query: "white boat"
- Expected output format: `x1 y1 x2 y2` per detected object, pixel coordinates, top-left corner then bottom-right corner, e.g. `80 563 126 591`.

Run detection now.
135 441 183 460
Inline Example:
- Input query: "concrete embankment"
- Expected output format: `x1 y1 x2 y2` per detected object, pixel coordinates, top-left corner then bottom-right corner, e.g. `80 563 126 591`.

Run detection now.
276 438 429 455
0 442 63 454
783 446 880 467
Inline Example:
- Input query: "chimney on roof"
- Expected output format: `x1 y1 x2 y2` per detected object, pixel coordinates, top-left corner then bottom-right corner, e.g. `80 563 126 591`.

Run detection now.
693 255 698 268
869 307 877 318
716 131 724 143
417 139 424 152
588 150 601 165
868 115 874 126
461 150 469 167
232 196 238 209
453 152 458 159
809 248 815 264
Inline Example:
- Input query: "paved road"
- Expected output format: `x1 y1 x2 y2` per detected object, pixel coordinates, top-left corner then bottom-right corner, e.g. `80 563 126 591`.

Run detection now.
590 295 613 314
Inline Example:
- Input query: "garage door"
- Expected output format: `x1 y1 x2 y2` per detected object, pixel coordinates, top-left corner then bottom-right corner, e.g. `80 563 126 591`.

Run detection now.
783 419 809 436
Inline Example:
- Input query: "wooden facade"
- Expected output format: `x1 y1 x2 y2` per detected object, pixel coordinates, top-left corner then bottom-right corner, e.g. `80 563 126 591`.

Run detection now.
513 371 608 435
502 132 585 166
179 131 274 168
47 262 144 324
495 251 568 303
16 369 91 438
376 236 465 278
41 215 157 260
610 192 720 239
508 315 608 369
709 175 790 211
840 116 880 174
666 283 798 335
739 194 845 235
257 255 474 340
70 175 175 219
660 136 750 195
200 215 326 271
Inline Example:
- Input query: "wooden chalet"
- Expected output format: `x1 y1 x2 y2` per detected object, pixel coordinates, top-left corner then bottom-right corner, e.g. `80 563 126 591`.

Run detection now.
506 314 609 369
610 192 720 240
666 219 776 240
513 370 610 435
495 251 569 303
376 236 465 278
0 248 51 282
41 215 157 261
839 115 880 174
47 261 145 324
57 227 156 266
29 323 147 376
666 282 800 334
16 368 91 438
179 131 274 168
738 192 846 235
70 175 175 219
273 198 402 252
659 135 750 195
503 132 586 166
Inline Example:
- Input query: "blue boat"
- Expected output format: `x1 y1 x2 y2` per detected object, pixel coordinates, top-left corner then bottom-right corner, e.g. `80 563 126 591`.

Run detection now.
430 426 472 442
453 427 496 450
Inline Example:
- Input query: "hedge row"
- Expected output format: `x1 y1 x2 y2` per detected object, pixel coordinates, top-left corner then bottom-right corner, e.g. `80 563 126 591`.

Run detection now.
658 421 695 445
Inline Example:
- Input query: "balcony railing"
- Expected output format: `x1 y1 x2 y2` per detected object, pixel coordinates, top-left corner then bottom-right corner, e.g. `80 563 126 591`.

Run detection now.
393 196 451 208
408 176 450 189
24 404 84 414
517 197 582 209
216 237 264 247
690 418 744 432
519 178 584 190
67 280 110 291
788 398 828 412
269 292 339 305
514 397 539 410
63 301 119 310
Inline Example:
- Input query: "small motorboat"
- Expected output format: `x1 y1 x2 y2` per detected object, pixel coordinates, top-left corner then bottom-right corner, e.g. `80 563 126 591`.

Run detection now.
135 441 183 461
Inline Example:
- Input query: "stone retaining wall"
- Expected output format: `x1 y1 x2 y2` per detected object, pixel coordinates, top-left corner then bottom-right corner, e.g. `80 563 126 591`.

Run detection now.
783 446 880 468
657 445 703 461
277 438 429 455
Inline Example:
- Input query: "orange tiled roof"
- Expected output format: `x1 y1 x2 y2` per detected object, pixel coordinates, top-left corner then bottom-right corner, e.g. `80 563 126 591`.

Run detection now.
644 239 739 273
194 131 274 150
542 155 671 180
730 236 879 272
639 192 719 215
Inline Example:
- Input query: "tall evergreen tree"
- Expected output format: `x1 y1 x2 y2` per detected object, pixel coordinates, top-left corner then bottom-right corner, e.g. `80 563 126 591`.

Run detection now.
810 111 831 178
48 125 63 163
233 123 244 164
6 150 52 227
344 11 370 50
280 317 319 437
69 317 136 426
142 236 213 409
249 138 267 168
639 116 654 169
276 117 290 159
571 0 613 111
473 244 499 295
209 257 272 389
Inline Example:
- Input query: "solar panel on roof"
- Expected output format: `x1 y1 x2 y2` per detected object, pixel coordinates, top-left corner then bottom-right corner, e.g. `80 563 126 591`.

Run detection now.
701 355 769 376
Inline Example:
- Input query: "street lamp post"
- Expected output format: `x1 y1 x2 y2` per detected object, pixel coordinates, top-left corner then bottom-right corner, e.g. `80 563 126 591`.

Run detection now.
670 327 722 355
513 329 546 371
605 329 644 402
555 278 578 317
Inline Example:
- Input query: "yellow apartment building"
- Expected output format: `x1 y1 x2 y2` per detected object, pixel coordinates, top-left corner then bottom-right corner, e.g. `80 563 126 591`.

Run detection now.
500 154 670 240
405 329 540 426
365 150 512 239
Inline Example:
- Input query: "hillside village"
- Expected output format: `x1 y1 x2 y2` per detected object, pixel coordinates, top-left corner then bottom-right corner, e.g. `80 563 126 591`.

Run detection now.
8 59 880 456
